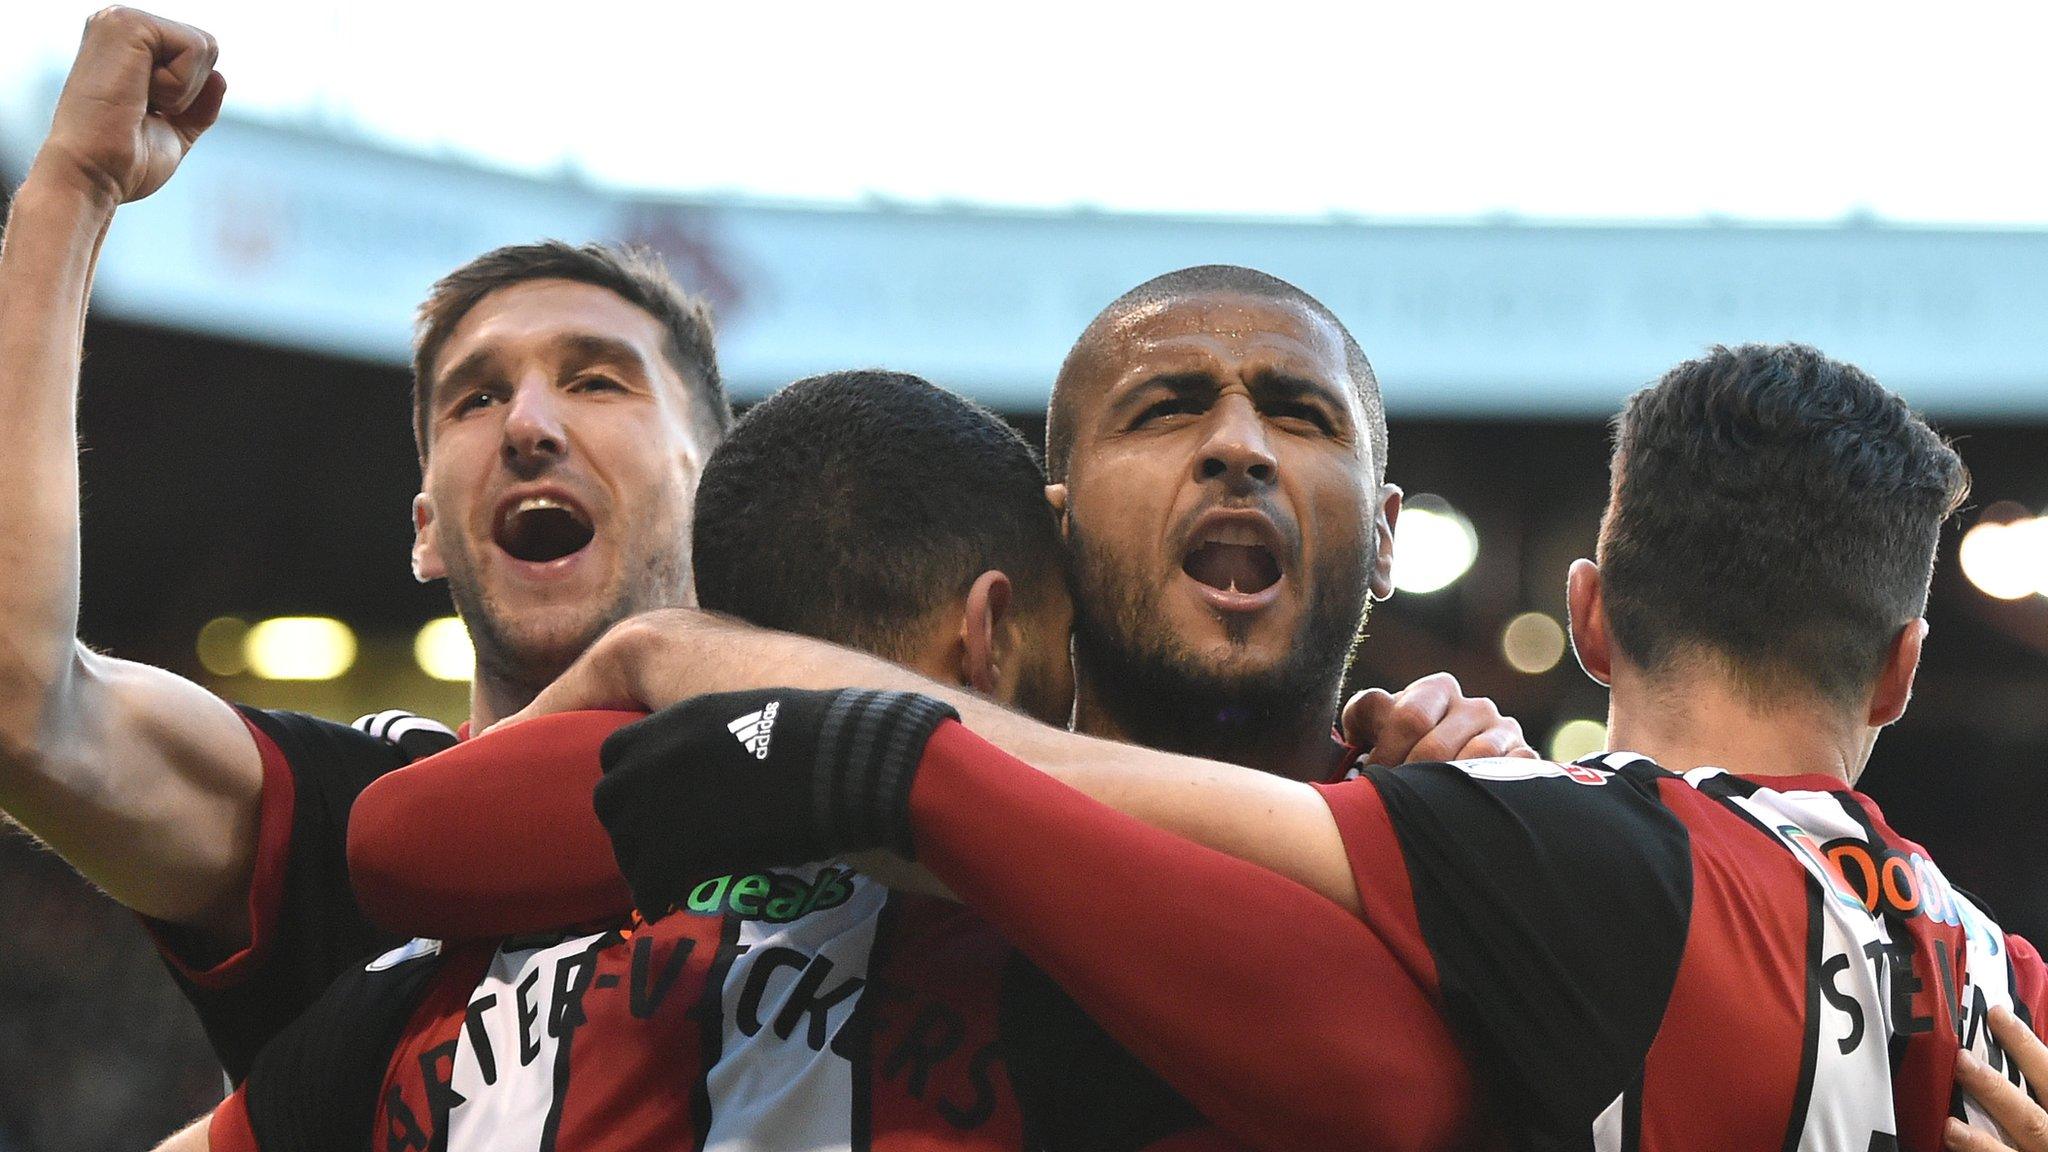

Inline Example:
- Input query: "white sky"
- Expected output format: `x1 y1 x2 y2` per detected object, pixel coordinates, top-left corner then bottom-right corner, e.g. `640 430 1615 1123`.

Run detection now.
6 0 2048 223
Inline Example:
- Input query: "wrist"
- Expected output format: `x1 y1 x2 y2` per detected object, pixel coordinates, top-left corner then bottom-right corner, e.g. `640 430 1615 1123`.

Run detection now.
15 155 120 225
813 691 958 858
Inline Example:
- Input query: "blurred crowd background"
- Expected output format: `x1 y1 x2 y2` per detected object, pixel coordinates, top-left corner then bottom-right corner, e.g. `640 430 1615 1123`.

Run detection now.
6 2 2048 1148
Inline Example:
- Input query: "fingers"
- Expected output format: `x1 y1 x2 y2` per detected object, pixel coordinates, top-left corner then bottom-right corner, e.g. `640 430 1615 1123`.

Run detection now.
1339 689 1393 752
144 17 219 117
76 8 218 112
1448 716 1532 761
169 70 227 143
45 7 224 203
1345 673 1533 767
1992 1005 2048 1103
1407 704 1499 765
1353 684 1441 767
508 652 639 730
1956 1045 2048 1151
1357 672 1457 766
1948 1115 2016 1152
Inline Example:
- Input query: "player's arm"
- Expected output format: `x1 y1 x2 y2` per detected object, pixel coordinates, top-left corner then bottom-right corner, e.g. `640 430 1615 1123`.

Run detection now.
0 8 259 938
348 711 641 937
151 1112 216 1152
505 608 1523 915
899 721 1481 1152
586 692 1482 1152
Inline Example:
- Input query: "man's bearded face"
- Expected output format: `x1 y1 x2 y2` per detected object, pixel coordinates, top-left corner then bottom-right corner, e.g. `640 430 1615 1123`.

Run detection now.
1053 292 1394 743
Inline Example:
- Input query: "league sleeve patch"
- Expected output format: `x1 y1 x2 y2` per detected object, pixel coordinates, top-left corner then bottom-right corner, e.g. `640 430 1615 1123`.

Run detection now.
366 937 445 973
1450 757 1611 785
353 709 460 760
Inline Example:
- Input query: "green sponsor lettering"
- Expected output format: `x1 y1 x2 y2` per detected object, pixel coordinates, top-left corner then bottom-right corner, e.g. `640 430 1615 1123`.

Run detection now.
729 873 771 917
687 874 731 914
690 866 863 922
763 873 807 921
809 867 854 915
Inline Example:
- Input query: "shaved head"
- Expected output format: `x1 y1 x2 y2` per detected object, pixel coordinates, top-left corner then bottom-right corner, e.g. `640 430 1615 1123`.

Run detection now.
1047 264 1386 484
1043 265 1398 774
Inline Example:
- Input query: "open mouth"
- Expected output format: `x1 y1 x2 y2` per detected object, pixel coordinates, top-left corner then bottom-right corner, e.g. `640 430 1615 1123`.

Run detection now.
494 495 596 563
1182 538 1283 595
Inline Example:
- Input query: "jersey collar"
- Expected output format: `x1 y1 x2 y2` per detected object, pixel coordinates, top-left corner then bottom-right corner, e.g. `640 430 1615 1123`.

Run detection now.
1588 750 1854 794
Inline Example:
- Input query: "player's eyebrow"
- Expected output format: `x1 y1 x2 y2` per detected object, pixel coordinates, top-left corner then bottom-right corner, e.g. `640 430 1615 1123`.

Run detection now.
432 333 653 410
1108 371 1220 414
1249 369 1350 416
554 333 653 379
432 346 501 409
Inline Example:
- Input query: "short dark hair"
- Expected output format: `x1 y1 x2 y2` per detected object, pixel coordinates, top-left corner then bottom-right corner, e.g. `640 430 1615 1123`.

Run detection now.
1600 343 1969 708
692 370 1064 663
411 240 731 459
1046 264 1388 484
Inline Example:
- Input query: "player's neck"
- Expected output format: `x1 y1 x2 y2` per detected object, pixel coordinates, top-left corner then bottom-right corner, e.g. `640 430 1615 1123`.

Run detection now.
468 674 540 735
1604 667 1871 787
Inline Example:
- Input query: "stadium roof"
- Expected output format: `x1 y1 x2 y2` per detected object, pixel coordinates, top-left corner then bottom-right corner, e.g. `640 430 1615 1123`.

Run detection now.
5 111 2046 418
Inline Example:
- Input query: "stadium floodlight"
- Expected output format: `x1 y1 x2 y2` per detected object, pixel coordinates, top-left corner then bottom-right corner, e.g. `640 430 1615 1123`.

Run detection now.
196 616 251 677
1958 516 2048 601
414 616 476 682
1501 611 1567 675
244 616 357 681
1547 718 1608 763
1392 494 1478 595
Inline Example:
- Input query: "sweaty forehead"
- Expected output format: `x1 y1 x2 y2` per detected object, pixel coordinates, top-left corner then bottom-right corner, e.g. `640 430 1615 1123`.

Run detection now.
1082 291 1347 392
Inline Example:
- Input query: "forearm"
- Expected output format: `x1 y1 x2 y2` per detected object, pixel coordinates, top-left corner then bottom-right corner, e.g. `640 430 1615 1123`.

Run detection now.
907 722 1480 1152
590 612 1357 909
0 167 111 754
349 711 640 938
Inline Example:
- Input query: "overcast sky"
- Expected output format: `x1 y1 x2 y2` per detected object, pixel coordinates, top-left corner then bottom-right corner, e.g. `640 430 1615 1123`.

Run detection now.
6 0 2046 224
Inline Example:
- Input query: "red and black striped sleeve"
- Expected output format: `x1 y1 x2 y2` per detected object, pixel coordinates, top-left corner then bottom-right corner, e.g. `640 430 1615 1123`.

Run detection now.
143 707 446 1082
1320 759 1695 1147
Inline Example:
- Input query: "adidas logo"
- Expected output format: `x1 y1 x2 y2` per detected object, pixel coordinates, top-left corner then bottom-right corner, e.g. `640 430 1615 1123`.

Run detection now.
728 701 780 760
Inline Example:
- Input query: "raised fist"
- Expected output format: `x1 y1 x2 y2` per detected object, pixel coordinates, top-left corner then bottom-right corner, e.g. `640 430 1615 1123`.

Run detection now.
36 8 224 206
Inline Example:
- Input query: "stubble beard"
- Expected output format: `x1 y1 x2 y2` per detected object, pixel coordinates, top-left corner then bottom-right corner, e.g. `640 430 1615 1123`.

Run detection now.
1067 518 1372 771
441 533 690 700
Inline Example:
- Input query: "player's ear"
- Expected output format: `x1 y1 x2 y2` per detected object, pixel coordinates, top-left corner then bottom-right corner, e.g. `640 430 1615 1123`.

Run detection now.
958 569 1014 697
1369 484 1402 601
411 493 447 583
1044 484 1069 539
1566 558 1612 687
1868 618 1927 728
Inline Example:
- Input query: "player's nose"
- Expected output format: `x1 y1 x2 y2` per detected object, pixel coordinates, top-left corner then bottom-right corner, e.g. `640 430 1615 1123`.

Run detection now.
501 377 567 473
1195 394 1277 490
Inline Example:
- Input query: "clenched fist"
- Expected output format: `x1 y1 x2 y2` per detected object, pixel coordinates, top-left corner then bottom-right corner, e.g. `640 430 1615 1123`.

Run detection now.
35 7 224 207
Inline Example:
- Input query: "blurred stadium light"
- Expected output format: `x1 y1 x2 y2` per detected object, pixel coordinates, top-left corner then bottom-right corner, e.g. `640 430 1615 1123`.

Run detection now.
1502 612 1568 675
1960 514 2048 601
1393 495 1479 595
1548 718 1609 763
244 616 357 680
196 615 251 677
414 616 475 682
